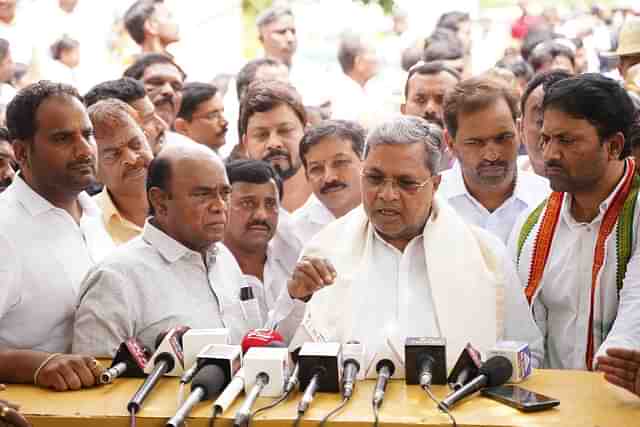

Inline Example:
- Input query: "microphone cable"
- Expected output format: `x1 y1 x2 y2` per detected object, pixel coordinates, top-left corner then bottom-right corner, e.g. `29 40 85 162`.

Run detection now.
318 396 349 427
372 400 380 427
421 384 457 427
208 404 221 427
250 390 290 421
129 408 137 427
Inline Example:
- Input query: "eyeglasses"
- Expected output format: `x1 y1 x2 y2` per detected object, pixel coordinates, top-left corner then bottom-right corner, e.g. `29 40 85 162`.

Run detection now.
360 171 432 194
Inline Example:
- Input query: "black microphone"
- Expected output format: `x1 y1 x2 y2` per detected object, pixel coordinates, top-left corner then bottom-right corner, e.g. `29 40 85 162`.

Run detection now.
447 343 482 390
100 338 152 384
127 327 189 414
166 364 227 427
439 355 513 411
296 343 341 415
372 359 395 409
405 337 446 388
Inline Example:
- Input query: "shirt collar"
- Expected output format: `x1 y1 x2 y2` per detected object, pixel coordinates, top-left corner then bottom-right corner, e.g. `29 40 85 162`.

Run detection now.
10 174 101 218
142 219 218 264
307 194 336 225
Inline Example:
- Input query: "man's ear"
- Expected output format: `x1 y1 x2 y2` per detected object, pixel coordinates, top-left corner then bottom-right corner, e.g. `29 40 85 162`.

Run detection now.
443 128 456 156
400 103 406 115
148 187 168 217
174 118 189 136
607 132 625 160
143 16 158 38
432 174 442 193
12 139 30 171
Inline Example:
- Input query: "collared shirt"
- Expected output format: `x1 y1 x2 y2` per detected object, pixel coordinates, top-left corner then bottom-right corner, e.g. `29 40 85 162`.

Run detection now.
439 164 550 243
291 194 336 242
0 176 115 353
94 188 143 245
508 169 640 369
73 220 304 357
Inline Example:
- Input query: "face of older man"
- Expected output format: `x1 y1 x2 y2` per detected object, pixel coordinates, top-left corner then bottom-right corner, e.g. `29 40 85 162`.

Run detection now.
260 14 297 66
361 142 440 251
142 63 184 129
129 95 168 155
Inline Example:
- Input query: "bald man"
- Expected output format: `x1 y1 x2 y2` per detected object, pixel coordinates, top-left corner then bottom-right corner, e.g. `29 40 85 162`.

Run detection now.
73 144 316 355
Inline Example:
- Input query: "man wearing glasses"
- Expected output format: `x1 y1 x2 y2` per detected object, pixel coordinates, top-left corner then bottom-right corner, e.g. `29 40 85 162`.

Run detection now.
175 82 228 153
284 116 543 374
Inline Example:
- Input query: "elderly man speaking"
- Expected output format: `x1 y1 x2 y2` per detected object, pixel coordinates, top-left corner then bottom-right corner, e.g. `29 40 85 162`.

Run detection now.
287 116 542 375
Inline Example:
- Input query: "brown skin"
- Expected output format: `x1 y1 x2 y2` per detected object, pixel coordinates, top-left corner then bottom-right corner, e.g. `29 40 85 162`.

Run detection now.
401 71 459 128
0 47 14 83
0 140 15 192
0 0 15 25
260 14 297 67
95 114 152 227
304 136 362 218
618 54 640 80
598 348 640 397
541 108 625 223
446 98 520 212
141 63 184 129
141 2 179 54
361 143 441 252
519 85 546 177
129 95 168 156
347 45 379 88
223 181 280 282
175 93 228 152
0 395 32 427
241 103 311 212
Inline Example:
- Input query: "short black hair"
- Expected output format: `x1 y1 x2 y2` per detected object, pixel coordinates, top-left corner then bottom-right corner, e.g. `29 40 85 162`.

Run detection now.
123 53 186 81
124 0 163 45
401 45 423 72
521 30 554 62
436 11 470 33
338 32 367 74
50 35 79 60
529 41 576 73
496 57 534 83
177 82 217 121
423 39 464 62
6 80 82 142
404 61 461 99
146 153 172 215
543 73 636 158
226 159 283 201
520 69 572 117
236 58 283 101
0 127 9 143
84 77 146 107
299 119 365 169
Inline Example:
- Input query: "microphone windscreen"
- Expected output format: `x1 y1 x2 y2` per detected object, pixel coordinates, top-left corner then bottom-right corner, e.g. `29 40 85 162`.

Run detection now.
192 364 227 400
480 356 513 387
241 329 285 354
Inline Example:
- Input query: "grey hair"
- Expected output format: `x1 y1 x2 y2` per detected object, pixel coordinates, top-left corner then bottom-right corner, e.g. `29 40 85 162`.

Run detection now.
363 116 443 174
256 6 294 29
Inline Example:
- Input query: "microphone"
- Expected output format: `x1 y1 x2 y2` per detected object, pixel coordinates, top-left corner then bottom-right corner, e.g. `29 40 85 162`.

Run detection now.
372 359 395 409
128 327 190 414
447 343 482 390
487 341 532 383
296 342 341 414
405 337 446 388
182 328 230 372
241 329 285 354
341 341 365 399
439 355 513 411
166 344 241 427
234 346 289 427
213 368 245 416
240 285 264 330
100 338 152 384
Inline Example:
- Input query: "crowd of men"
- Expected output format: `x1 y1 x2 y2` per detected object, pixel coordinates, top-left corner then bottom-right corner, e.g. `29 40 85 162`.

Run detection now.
1 1 640 425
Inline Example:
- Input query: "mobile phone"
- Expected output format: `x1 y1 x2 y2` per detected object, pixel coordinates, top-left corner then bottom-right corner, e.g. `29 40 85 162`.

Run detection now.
481 385 560 412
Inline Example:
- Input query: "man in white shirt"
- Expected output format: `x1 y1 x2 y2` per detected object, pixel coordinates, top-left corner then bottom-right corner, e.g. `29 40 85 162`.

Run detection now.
518 69 571 176
0 81 114 390
439 74 550 243
508 73 640 370
287 116 542 375
123 0 180 57
293 120 364 241
256 6 296 69
223 159 300 325
175 82 228 153
73 143 310 356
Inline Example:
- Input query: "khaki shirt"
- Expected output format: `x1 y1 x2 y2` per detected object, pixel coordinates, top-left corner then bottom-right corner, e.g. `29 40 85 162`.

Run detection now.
94 188 143 245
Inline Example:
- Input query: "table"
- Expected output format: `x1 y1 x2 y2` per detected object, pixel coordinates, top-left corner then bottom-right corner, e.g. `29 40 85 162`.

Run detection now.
3 369 639 427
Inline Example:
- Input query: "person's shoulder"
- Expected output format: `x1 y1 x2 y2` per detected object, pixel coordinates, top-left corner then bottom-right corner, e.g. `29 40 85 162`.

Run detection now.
90 236 152 271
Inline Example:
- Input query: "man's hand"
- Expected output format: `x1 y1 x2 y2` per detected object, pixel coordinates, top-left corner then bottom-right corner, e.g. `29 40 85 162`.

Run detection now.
36 355 104 392
287 256 336 301
0 386 32 427
597 348 640 397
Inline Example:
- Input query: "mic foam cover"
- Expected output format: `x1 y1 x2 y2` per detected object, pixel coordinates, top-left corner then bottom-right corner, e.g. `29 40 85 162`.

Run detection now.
241 329 285 354
480 356 513 387
192 364 226 400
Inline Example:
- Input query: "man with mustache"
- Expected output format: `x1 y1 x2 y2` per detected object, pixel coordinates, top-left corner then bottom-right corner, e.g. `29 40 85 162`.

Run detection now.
175 82 228 153
401 61 461 171
286 116 542 373
85 77 169 156
508 74 640 370
293 119 364 241
88 99 153 245
124 53 191 147
74 144 314 355
0 127 15 193
0 81 114 390
439 75 549 243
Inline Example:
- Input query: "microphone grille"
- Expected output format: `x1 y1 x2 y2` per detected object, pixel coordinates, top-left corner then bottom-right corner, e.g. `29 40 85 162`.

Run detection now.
192 364 227 400
480 356 513 387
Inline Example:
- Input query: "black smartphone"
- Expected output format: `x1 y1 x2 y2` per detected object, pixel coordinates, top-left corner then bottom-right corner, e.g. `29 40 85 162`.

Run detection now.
481 385 560 412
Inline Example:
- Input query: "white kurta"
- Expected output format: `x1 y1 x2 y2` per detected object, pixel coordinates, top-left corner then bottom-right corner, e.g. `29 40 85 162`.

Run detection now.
291 194 336 243
508 169 640 369
439 164 550 243
0 176 115 352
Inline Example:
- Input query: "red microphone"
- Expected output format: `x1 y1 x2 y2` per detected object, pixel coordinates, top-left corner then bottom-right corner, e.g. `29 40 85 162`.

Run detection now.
241 329 285 354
